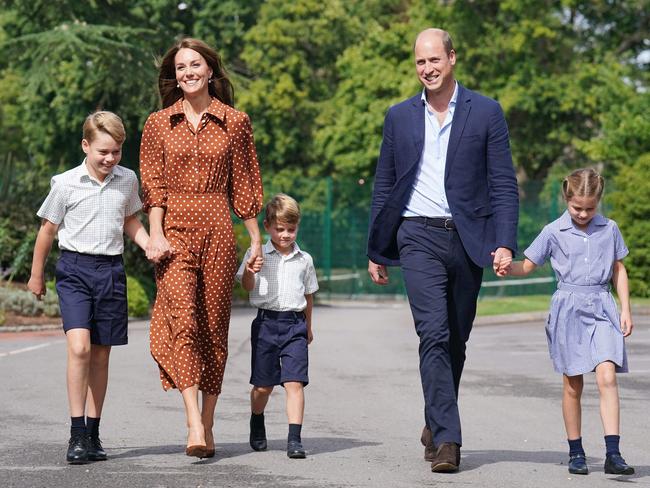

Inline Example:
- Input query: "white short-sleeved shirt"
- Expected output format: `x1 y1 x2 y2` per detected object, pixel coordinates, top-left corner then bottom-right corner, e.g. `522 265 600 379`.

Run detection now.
236 240 319 312
37 160 143 255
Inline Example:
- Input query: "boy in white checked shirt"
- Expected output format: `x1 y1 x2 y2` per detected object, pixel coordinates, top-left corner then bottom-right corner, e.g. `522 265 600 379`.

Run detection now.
27 111 149 464
236 193 318 459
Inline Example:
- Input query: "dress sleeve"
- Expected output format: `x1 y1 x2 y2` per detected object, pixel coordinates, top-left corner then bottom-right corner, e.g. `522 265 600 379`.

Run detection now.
36 176 67 224
228 113 264 220
139 113 167 212
612 221 629 261
524 225 551 266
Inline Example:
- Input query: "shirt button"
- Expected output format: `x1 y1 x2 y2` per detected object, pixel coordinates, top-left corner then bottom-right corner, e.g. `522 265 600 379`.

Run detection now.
583 237 587 242
584 258 588 262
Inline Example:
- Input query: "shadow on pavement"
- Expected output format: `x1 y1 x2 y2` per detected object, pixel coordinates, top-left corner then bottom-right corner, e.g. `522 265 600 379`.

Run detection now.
110 436 379 463
461 449 649 479
460 449 569 471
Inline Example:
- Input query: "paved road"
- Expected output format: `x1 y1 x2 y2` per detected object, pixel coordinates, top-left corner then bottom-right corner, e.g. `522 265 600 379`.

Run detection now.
1 304 649 487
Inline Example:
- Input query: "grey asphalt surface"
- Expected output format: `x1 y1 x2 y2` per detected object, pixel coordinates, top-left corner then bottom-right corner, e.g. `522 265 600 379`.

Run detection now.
1 303 649 488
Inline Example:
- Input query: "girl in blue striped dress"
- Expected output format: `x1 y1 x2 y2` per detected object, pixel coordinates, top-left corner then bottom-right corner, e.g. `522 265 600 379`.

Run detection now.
503 168 634 476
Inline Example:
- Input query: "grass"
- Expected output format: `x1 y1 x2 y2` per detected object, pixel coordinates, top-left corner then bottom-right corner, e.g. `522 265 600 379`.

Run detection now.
476 295 550 316
476 295 650 317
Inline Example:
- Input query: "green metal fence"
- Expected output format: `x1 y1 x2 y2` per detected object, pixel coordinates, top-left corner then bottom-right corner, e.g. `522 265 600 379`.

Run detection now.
275 177 568 299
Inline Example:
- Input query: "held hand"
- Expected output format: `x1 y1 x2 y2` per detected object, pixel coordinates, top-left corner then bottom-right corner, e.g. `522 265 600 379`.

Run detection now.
620 310 633 337
246 242 264 273
491 248 513 277
490 252 513 277
27 276 46 300
368 260 389 285
146 233 172 263
247 255 264 273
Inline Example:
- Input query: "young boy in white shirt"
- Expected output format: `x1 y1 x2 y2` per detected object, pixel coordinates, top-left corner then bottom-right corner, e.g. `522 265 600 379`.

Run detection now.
28 111 149 464
237 193 318 458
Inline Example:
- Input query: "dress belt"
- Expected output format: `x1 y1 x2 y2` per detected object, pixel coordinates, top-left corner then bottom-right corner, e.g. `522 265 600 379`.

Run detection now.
557 282 609 293
402 216 455 230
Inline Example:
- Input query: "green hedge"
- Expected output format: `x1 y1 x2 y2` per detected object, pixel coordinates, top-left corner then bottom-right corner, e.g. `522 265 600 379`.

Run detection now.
608 153 650 297
0 283 60 318
127 275 150 317
0 274 152 322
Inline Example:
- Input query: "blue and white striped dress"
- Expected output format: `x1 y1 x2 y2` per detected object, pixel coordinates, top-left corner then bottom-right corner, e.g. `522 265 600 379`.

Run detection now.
525 211 629 376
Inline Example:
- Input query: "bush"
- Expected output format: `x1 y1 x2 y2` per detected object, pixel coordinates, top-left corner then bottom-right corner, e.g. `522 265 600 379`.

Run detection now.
0 275 152 321
608 153 650 297
232 220 255 302
127 275 150 317
0 283 59 318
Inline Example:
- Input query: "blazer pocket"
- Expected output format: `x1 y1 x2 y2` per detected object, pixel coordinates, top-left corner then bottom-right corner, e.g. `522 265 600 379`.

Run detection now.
461 133 481 142
474 203 494 217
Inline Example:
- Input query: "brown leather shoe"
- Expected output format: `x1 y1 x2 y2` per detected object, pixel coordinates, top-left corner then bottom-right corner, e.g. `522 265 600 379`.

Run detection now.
431 442 460 472
421 426 436 462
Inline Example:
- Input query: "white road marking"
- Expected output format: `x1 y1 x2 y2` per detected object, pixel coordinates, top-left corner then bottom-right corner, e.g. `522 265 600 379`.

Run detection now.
0 342 60 358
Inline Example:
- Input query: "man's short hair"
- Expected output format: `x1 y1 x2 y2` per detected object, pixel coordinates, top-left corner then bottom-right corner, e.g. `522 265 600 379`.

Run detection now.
414 28 454 55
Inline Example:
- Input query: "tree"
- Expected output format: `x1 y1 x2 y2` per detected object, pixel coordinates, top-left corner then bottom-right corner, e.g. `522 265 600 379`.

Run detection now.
238 0 360 177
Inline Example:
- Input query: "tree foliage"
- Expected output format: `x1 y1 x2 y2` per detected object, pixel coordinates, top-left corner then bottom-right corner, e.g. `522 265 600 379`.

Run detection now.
0 0 648 291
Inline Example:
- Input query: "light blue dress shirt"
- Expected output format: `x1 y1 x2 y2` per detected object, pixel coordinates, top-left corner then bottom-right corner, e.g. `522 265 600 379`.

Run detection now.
403 82 458 218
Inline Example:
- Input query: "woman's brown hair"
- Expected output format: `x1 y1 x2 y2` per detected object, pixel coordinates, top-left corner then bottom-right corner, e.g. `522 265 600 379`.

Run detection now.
158 38 234 108
562 168 605 201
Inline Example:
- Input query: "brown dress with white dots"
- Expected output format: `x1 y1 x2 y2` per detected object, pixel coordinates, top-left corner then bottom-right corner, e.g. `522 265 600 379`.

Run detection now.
140 98 263 395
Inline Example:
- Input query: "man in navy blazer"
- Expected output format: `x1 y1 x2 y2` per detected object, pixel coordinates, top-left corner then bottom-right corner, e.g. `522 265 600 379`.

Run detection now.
367 28 519 472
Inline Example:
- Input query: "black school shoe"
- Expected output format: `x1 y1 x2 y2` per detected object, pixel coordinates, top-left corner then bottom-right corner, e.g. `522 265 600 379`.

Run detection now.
249 416 268 451
604 454 635 475
568 454 588 475
87 435 107 461
287 440 306 459
66 433 89 464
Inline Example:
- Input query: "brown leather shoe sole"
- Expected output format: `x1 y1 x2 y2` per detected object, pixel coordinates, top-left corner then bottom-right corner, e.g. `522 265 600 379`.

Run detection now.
431 461 459 473
430 442 460 472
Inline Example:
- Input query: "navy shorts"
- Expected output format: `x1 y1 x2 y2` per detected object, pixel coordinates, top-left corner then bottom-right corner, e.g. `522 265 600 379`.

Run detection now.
55 250 128 346
250 309 309 387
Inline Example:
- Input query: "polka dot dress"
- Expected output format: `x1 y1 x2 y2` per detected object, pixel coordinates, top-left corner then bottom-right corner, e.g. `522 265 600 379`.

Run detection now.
140 98 263 395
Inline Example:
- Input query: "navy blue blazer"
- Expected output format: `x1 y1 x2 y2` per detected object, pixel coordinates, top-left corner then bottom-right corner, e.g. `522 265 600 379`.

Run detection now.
367 83 519 268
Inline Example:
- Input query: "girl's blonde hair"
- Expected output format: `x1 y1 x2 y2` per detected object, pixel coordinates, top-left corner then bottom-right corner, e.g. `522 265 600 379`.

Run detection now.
562 168 605 201
264 193 301 225
82 111 126 145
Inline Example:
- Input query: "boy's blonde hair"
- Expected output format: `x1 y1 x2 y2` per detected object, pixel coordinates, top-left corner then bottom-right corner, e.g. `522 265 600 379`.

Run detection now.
562 168 605 201
82 111 126 145
264 193 301 225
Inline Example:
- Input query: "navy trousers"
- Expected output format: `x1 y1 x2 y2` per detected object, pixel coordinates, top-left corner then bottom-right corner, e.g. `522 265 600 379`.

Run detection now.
397 219 483 446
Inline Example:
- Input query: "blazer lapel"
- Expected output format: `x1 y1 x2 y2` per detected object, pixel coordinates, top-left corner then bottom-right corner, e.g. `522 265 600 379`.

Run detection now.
411 96 425 162
445 84 471 181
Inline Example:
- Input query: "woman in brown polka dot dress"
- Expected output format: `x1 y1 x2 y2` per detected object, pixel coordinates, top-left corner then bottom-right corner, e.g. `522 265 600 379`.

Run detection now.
140 38 264 458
